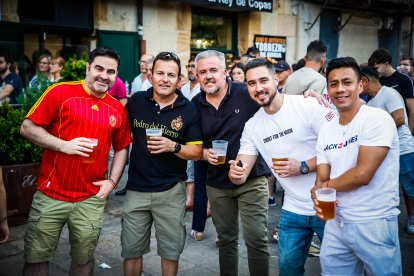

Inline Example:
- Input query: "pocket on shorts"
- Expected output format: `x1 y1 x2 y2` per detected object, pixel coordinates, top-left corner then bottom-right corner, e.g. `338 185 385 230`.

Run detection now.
384 219 397 247
178 218 188 254
179 181 187 195
25 207 43 254
27 207 42 222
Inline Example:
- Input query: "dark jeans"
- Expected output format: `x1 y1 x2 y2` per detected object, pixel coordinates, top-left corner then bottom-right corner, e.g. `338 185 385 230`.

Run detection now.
192 161 208 232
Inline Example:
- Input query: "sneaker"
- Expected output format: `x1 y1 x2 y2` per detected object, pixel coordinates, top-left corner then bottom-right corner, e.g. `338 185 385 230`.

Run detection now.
407 216 414 235
268 197 277 207
308 242 320 257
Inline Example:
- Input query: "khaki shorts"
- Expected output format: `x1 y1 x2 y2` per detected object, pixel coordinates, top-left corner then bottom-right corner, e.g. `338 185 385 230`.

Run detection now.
121 181 187 261
24 190 106 264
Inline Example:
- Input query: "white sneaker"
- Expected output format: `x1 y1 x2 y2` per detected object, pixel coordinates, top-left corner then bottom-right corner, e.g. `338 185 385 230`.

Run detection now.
407 216 414 235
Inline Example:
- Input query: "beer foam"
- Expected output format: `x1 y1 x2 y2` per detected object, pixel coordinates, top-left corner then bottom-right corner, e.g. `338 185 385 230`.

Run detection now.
316 194 335 201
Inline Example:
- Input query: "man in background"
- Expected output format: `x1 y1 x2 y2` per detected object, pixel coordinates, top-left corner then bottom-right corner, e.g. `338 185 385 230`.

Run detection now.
131 54 154 94
0 53 23 104
274 60 291 93
283 40 327 95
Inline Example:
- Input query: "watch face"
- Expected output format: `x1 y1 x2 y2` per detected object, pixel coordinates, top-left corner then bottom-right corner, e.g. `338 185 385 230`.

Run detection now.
301 165 309 174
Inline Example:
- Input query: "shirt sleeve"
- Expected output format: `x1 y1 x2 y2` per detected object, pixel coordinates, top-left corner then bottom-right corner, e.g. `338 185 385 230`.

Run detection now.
308 78 326 94
111 107 132 150
25 84 62 127
360 109 394 148
238 121 259 156
305 97 336 135
184 108 203 145
6 73 21 89
383 88 404 114
116 80 127 99
400 74 414 99
316 133 328 165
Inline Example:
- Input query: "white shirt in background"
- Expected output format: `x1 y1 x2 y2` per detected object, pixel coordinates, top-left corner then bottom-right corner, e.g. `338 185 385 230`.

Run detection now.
367 85 414 155
317 105 400 223
238 95 335 216
141 79 152 91
181 82 200 101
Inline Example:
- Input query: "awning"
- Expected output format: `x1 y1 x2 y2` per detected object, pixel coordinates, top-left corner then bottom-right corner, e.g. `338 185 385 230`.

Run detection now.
175 0 273 13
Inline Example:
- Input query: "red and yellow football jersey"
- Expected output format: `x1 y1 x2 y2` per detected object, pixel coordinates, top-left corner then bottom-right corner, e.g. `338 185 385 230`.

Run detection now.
26 80 132 202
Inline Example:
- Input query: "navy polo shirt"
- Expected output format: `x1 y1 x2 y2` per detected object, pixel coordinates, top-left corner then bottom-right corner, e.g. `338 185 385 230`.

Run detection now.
192 80 271 190
125 88 203 192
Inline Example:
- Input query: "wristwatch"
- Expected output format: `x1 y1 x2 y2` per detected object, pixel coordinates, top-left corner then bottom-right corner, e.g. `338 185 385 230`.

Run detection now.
300 161 309 174
173 142 181 153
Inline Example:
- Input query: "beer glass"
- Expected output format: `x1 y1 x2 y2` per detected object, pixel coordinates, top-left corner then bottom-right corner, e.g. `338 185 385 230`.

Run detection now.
212 140 228 164
82 138 98 163
272 147 288 176
315 188 336 220
146 128 163 152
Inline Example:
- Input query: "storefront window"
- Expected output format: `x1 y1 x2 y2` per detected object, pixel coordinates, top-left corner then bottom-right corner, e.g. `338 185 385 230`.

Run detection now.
191 14 233 50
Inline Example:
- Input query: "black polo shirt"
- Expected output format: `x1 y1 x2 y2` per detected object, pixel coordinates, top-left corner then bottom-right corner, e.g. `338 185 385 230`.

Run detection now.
125 88 203 192
192 79 271 190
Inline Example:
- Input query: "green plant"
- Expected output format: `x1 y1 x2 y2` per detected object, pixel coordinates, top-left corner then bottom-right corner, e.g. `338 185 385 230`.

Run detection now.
17 73 52 115
0 102 43 165
60 52 88 81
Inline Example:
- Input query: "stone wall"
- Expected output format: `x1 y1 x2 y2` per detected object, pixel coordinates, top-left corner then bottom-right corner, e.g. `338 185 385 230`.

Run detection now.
94 0 138 31
0 0 19 22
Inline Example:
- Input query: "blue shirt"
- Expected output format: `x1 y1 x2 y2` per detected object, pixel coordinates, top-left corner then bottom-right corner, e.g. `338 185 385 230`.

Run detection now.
0 72 22 104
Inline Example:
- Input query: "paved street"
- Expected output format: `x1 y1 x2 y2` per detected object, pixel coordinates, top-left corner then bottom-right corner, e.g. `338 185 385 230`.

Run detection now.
1 165 414 275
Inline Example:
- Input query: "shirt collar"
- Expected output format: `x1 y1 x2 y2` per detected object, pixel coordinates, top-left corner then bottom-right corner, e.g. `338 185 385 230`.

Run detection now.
145 87 187 108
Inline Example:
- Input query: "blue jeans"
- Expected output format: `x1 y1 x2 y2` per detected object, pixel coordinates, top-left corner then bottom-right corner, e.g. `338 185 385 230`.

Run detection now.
399 152 414 204
192 161 208 232
278 209 326 276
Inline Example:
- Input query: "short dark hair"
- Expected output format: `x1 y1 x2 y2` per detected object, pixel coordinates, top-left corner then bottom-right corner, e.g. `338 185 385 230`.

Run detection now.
247 47 260 56
88 47 120 69
296 58 306 71
368 49 392 66
360 66 379 81
153 52 181 76
400 57 414 67
188 57 195 63
0 53 12 64
326 57 361 82
245 58 275 77
306 40 327 62
231 56 241 62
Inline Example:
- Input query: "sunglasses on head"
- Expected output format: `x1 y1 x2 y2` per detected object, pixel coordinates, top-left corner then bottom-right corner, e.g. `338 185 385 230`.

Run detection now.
158 52 180 61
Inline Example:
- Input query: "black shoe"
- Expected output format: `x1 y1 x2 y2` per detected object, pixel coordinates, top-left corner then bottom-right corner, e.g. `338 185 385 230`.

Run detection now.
115 188 127 196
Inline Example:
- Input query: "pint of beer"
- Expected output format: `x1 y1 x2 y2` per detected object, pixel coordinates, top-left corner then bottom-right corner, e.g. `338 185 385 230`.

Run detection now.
272 158 288 176
146 128 163 151
315 188 336 220
82 138 98 163
212 140 228 165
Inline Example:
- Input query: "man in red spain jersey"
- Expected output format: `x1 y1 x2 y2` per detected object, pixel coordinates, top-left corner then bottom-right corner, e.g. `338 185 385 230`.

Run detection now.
20 47 131 276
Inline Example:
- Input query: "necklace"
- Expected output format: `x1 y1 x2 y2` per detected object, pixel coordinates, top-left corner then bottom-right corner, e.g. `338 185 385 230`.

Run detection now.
340 123 348 136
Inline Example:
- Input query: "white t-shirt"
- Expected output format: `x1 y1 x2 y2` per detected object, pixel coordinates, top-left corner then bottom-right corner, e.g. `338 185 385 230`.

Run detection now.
367 86 414 155
181 82 201 101
238 95 336 216
141 79 152 91
316 105 400 223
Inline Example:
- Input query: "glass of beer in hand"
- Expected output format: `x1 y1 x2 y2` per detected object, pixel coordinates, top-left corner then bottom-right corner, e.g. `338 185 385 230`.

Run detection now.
146 128 163 152
272 148 289 176
315 188 336 220
212 140 228 164
82 138 98 163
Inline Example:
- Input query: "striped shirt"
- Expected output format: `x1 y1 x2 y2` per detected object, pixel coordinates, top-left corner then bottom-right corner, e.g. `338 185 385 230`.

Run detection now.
26 80 132 202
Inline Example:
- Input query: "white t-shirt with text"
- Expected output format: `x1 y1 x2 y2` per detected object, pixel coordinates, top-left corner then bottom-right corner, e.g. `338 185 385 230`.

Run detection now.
238 95 336 216
316 105 400 223
367 85 414 155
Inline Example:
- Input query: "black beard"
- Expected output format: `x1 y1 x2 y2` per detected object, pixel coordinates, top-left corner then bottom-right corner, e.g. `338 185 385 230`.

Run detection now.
256 90 277 107
0 67 7 74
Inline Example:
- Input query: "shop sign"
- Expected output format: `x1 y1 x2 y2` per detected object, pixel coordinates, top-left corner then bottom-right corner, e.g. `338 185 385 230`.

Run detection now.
177 0 272 12
254 35 286 61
